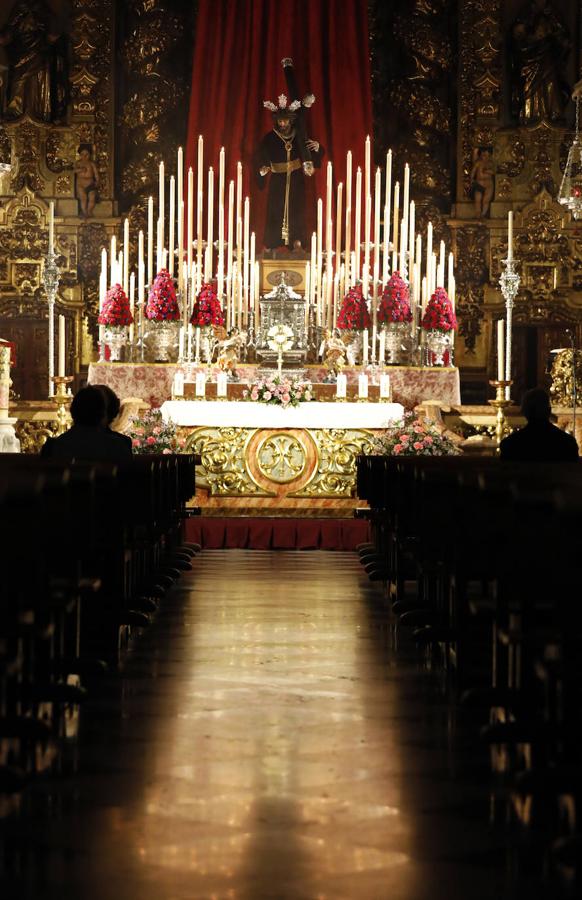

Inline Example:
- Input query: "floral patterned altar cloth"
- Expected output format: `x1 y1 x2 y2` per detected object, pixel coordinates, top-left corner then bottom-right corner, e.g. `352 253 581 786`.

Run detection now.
88 362 461 409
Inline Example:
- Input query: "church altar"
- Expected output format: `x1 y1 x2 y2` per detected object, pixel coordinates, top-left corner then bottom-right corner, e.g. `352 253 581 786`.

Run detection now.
88 362 461 409
160 399 403 514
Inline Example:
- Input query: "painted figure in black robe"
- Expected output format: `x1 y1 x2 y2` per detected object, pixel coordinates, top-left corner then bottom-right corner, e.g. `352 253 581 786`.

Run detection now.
254 110 323 251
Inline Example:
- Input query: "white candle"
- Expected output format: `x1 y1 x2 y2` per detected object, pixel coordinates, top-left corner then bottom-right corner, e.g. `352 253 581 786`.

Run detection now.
507 211 513 261
426 220 433 292
173 371 185 397
58 315 65 377
187 167 194 275
178 326 185 360
110 235 116 285
158 160 165 254
354 167 362 281
206 166 214 279
336 372 347 399
362 329 369 366
447 251 454 298
497 319 505 381
380 372 391 399
379 330 386 365
49 201 54 255
147 196 154 286
345 150 352 287
243 196 250 321
391 181 399 272
364 135 371 204
168 175 175 277
217 372 228 398
123 218 129 295
358 372 368 399
195 371 206 397
187 323 193 360
129 271 135 341
195 326 200 361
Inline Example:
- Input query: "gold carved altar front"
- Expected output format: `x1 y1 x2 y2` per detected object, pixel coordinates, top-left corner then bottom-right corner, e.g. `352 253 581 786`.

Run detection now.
180 425 377 515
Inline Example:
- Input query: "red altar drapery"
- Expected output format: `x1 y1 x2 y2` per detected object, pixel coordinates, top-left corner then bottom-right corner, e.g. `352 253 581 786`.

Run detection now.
185 0 373 247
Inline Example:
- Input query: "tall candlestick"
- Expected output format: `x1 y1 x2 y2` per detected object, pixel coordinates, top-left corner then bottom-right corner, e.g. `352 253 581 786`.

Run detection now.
158 161 165 255
129 271 135 344
354 167 362 282
507 210 514 261
168 175 175 277
243 196 250 322
364 135 371 205
345 150 352 287
497 319 505 381
402 163 410 251
123 218 129 295
316 198 323 311
236 161 243 251
447 251 454 298
227 179 234 283
187 167 194 275
206 167 214 280
335 182 343 285
391 181 400 272
426 220 433 293
147 196 153 286
49 201 54 255
408 200 415 277
110 234 116 285
58 314 65 377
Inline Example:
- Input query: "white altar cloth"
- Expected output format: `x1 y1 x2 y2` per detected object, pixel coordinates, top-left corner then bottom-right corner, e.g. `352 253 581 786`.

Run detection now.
161 400 404 430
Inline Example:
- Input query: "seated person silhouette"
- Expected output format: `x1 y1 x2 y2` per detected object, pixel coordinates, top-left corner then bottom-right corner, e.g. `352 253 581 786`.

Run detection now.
499 387 579 461
92 383 133 456
41 386 133 462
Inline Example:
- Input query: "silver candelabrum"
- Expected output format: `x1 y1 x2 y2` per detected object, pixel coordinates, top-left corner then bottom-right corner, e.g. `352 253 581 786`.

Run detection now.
42 249 60 398
499 257 521 400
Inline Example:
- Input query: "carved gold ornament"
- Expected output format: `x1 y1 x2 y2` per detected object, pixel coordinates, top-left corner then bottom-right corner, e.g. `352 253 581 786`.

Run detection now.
256 434 307 483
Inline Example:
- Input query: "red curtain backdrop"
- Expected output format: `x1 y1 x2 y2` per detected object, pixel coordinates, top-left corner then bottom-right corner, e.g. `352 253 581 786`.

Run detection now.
185 0 373 247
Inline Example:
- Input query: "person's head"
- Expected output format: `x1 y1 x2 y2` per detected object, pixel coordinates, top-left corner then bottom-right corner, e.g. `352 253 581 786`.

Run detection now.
77 143 92 160
274 114 294 137
478 145 493 159
92 383 121 425
521 387 552 422
70 386 107 426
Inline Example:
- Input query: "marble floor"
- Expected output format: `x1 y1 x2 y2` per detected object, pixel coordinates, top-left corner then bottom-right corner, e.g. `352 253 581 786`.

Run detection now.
0 551 545 899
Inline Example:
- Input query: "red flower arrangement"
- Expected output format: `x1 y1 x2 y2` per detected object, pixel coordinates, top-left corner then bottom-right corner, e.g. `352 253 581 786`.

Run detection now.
98 283 134 326
377 272 412 324
190 281 225 328
145 269 181 321
337 284 371 331
421 287 457 332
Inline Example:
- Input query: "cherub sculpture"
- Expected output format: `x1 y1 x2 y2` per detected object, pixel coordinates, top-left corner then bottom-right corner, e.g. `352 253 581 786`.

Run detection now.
216 328 247 376
319 329 347 375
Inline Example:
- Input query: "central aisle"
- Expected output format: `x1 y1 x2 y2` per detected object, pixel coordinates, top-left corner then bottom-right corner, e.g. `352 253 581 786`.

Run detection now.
1 551 530 899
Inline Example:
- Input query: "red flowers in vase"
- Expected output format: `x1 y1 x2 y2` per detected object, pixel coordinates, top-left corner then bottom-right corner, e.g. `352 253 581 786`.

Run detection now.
337 284 371 331
98 284 134 326
421 287 457 332
377 272 412 324
190 281 225 328
146 269 181 321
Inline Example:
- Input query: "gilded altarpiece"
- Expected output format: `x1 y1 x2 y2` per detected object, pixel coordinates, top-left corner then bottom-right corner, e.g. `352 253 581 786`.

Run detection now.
452 0 582 401
0 0 118 402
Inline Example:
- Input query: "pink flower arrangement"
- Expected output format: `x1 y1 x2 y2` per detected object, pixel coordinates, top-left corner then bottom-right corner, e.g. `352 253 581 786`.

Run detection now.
98 284 134 327
146 269 181 321
372 412 461 457
126 408 186 454
337 284 371 331
421 287 457 332
377 272 412 324
243 376 313 408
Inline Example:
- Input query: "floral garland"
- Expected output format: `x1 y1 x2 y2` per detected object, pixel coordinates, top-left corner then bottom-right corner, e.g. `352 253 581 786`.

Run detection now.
337 284 371 331
98 284 134 327
372 412 461 457
243 375 313 407
377 272 412 324
190 281 224 328
146 269 181 321
421 287 457 332
126 408 186 454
